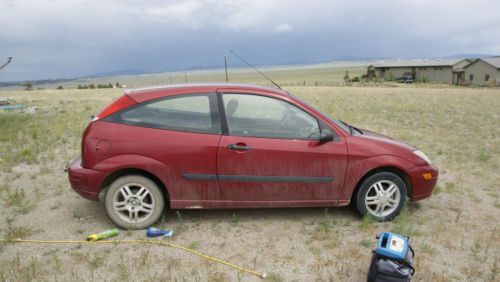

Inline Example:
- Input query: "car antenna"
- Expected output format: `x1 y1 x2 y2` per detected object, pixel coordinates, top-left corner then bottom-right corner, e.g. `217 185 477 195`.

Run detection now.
0 57 13 71
229 50 281 89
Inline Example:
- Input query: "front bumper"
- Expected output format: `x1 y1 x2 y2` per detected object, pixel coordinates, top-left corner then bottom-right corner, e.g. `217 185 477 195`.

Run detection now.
67 158 107 201
408 164 439 201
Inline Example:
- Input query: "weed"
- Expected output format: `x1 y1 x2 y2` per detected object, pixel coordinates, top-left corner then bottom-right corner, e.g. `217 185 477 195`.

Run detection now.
231 213 239 226
490 257 498 281
4 224 37 240
87 252 104 269
421 242 437 255
4 188 33 214
433 185 442 194
477 150 491 162
118 255 129 280
237 271 244 282
140 250 150 267
392 205 421 236
265 272 284 282
455 209 462 223
312 217 331 241
124 229 133 236
361 214 375 230
308 244 320 255
208 272 227 282
166 258 181 274
188 241 200 250
22 257 37 281
50 202 62 210
53 254 62 273
444 182 455 193
359 239 372 248
72 209 84 219
172 210 192 237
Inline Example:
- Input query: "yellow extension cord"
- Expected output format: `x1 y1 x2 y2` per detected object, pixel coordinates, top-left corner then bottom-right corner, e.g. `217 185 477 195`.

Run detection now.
0 238 266 279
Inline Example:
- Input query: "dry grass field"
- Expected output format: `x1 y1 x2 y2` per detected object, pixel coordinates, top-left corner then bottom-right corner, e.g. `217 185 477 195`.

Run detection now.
0 83 499 281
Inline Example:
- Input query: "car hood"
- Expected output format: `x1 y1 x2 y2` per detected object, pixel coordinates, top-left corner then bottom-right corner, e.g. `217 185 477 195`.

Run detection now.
359 128 415 152
345 127 425 166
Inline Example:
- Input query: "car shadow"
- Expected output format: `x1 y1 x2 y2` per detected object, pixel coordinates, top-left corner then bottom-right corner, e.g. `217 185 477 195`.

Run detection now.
78 200 422 227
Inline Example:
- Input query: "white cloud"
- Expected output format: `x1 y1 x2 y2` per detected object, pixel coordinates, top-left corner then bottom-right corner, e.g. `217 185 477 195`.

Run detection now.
0 0 499 81
273 24 294 33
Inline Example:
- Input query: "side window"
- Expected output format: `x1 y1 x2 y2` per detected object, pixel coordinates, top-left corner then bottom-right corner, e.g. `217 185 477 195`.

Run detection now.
222 94 320 140
110 94 220 134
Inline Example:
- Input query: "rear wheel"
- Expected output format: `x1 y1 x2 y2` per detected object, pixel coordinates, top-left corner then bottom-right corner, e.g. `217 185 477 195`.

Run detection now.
355 172 406 221
104 175 164 229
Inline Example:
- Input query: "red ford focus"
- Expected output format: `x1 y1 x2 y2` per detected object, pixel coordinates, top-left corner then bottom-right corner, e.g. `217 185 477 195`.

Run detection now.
67 83 438 229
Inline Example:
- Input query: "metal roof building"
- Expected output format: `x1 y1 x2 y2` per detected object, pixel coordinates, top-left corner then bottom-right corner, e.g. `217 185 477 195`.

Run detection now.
463 57 500 86
371 59 471 84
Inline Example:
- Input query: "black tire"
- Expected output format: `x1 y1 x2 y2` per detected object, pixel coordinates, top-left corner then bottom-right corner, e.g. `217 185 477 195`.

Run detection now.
104 175 165 229
355 172 407 221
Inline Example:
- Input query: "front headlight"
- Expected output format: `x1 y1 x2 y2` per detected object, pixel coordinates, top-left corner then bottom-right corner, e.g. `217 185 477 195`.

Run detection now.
413 150 432 165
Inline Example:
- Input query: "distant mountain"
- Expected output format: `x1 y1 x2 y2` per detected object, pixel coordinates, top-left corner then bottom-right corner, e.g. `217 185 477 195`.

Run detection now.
331 55 385 61
441 53 496 59
84 69 147 78
0 78 75 88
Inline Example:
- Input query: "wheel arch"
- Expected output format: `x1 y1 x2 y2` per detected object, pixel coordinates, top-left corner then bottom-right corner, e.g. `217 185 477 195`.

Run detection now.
350 166 412 204
99 168 170 207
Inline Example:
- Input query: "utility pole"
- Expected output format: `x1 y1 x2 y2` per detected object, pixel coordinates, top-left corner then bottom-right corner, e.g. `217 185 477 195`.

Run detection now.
224 56 229 82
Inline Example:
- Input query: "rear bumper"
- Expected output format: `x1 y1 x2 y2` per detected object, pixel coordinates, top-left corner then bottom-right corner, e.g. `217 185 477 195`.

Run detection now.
67 158 106 201
408 164 439 201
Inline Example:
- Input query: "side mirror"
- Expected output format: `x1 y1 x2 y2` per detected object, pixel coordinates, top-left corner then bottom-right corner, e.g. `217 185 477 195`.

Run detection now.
319 129 334 143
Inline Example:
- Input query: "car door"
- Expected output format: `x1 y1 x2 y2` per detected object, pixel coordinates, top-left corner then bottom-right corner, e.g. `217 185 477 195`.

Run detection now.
217 92 348 203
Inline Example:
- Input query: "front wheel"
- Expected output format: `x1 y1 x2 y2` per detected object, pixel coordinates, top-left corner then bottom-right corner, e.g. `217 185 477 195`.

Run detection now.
104 175 165 229
355 172 407 221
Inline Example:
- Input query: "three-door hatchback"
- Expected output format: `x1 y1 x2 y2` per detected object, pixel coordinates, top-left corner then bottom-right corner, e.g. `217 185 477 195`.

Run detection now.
67 83 438 229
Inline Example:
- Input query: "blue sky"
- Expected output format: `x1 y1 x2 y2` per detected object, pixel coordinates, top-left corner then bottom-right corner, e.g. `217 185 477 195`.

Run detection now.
1 0 500 81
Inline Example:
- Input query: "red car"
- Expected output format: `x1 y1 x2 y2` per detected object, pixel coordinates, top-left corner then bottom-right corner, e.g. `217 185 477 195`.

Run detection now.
67 83 438 229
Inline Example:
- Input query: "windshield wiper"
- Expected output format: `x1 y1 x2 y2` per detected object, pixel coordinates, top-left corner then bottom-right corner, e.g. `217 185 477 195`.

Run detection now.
340 120 363 135
340 120 353 135
350 124 363 135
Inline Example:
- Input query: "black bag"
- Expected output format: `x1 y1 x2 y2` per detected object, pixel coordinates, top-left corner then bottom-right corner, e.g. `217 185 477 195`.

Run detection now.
367 241 415 282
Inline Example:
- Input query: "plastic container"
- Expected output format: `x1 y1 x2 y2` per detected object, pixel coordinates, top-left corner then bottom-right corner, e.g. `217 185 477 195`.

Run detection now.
146 227 173 238
376 232 409 260
87 229 119 242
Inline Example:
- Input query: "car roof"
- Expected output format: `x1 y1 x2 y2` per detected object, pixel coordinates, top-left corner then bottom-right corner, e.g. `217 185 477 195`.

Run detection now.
124 83 289 102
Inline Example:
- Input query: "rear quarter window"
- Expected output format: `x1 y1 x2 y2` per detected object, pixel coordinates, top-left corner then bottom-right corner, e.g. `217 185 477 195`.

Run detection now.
106 94 220 134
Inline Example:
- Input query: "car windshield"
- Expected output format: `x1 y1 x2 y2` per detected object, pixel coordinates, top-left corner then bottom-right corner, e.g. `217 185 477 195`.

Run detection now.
289 93 351 134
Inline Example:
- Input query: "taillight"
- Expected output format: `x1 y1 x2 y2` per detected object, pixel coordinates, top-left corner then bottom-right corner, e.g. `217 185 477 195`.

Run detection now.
96 95 137 120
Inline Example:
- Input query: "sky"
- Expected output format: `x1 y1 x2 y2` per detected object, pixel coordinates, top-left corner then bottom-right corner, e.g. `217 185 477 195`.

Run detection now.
1 0 500 81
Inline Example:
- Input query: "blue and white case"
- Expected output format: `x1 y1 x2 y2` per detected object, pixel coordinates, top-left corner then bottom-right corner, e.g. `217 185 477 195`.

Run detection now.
375 232 409 260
